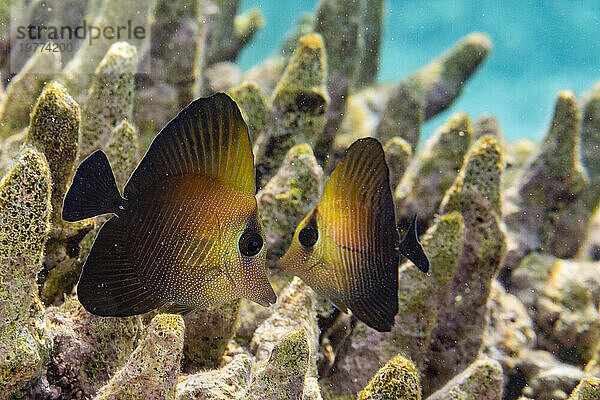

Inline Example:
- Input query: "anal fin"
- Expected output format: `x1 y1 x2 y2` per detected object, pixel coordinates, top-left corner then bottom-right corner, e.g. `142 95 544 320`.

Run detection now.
77 217 165 316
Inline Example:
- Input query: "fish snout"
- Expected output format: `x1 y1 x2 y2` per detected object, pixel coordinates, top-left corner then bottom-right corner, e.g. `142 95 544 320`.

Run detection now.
246 281 277 307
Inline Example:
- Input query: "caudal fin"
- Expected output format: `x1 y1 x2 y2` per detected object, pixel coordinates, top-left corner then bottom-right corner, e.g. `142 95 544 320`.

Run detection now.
398 215 430 273
62 150 123 222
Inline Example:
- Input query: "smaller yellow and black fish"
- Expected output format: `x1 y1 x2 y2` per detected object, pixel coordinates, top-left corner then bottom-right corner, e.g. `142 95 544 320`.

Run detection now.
279 138 429 332
63 93 276 317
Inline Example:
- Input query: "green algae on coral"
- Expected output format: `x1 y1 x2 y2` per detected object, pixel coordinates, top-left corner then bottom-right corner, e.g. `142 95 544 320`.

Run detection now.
356 0 384 88
246 329 311 400
416 32 492 119
376 80 425 152
319 211 466 398
94 314 184 400
395 112 472 229
425 135 505 395
79 41 139 159
255 33 328 187
105 120 139 192
251 277 319 377
0 51 61 137
0 146 51 399
532 258 600 365
503 91 588 266
182 299 242 373
427 358 503 400
568 377 600 400
358 354 421 400
46 295 144 398
395 212 465 369
25 81 80 223
175 353 253 400
257 143 324 260
228 81 272 143
383 136 412 188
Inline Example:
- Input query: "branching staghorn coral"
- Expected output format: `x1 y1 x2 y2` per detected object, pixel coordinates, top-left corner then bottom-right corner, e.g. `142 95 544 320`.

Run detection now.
25 81 80 225
251 278 320 376
257 143 324 261
2 1 599 398
383 136 412 191
175 354 253 400
228 81 272 144
182 300 241 372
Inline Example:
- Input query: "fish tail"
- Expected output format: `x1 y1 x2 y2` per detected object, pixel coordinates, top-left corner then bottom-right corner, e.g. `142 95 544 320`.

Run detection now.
62 150 124 222
398 215 430 273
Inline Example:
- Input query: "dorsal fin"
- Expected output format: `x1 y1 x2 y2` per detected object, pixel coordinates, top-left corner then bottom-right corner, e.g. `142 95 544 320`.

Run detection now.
320 137 401 332
124 93 255 199
322 137 397 226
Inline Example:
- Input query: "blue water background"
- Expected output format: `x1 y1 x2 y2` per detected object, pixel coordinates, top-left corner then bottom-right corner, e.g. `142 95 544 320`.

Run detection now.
238 1 600 143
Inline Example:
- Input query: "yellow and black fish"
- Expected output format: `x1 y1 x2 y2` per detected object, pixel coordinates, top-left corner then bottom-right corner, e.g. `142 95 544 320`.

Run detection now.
279 138 429 332
63 93 277 316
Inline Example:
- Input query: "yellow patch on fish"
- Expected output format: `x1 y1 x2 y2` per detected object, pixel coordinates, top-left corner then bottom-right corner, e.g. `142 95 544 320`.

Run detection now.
63 93 276 316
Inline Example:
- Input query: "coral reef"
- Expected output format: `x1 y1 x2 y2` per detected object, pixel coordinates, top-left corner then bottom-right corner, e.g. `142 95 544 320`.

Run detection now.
175 353 253 400
321 211 465 396
25 81 80 224
394 112 472 229
383 137 412 191
93 314 185 400
257 143 324 261
426 358 503 400
568 377 600 400
1 2 599 399
182 300 241 372
357 354 421 400
425 135 505 394
45 296 144 399
0 51 61 137
246 329 311 400
79 41 138 159
254 32 328 187
503 91 587 271
0 146 51 398
251 277 319 374
59 0 155 100
228 82 271 143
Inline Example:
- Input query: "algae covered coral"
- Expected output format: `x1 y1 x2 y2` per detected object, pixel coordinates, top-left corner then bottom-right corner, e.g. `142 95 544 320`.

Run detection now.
1 1 600 400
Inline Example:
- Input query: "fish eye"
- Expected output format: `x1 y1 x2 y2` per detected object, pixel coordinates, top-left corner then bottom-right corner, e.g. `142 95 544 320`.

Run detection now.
239 231 264 257
299 226 318 248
